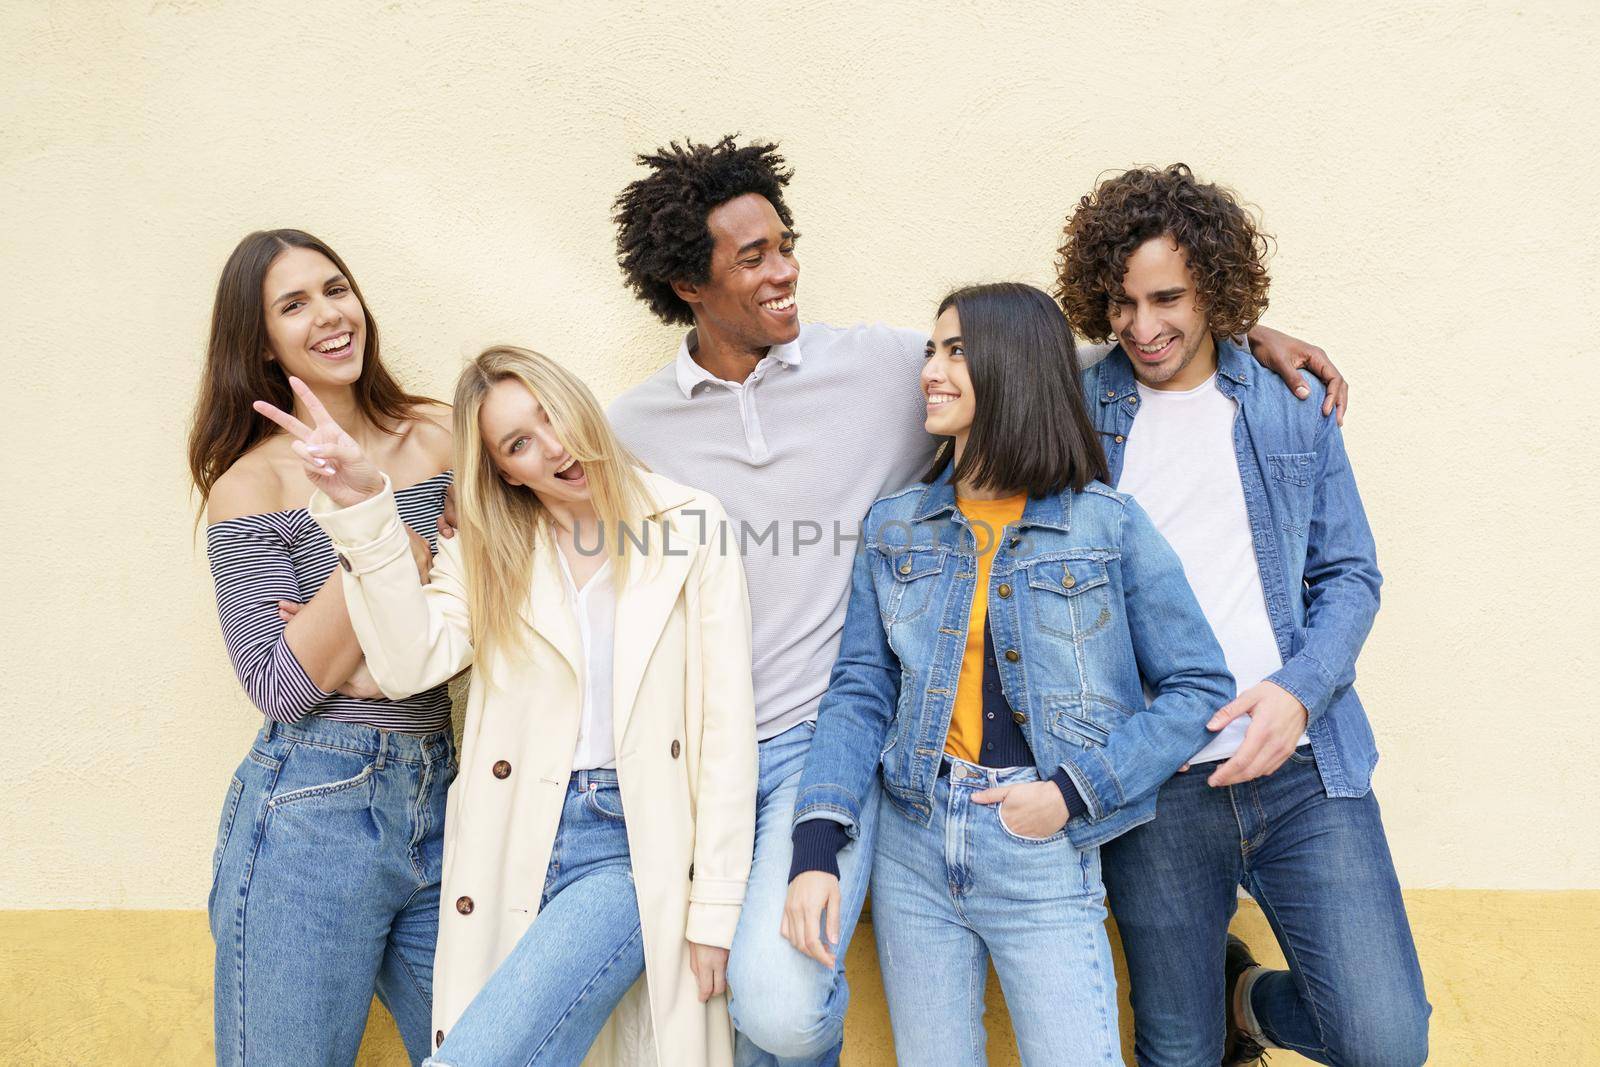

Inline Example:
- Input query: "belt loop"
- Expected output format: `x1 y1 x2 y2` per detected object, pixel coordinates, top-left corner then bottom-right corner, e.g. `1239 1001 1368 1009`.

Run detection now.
263 721 275 742
375 732 387 771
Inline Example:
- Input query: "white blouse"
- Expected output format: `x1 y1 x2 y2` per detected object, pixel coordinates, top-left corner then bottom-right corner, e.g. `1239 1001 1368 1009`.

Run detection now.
557 551 617 771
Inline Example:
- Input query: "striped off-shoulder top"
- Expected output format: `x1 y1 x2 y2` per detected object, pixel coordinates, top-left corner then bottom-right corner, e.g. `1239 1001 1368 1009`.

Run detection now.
205 470 453 732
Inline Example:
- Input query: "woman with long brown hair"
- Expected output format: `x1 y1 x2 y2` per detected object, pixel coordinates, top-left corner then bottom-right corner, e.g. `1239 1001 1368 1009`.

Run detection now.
191 229 454 1066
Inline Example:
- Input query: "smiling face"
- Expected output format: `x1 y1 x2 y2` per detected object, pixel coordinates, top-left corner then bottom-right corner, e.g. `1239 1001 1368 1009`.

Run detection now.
1107 234 1217 391
675 192 799 351
476 378 593 506
922 305 976 449
260 246 367 387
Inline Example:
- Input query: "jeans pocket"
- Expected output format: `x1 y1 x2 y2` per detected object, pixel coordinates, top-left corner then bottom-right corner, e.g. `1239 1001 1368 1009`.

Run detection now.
209 775 246 898
266 751 375 810
584 784 627 822
1288 745 1316 765
996 800 1069 845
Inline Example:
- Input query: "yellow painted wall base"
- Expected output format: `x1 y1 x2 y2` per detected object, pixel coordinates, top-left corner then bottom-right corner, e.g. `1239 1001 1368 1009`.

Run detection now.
3 892 1596 1064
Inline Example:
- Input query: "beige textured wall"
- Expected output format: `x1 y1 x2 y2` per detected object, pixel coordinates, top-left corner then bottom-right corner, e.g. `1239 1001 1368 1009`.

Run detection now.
2 0 1596 912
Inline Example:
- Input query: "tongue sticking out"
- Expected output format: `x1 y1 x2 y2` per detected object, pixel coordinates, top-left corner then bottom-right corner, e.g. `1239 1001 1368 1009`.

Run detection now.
556 460 585 482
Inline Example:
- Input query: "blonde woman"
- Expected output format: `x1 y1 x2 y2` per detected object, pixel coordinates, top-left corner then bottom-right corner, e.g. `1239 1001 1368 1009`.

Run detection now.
253 346 757 1066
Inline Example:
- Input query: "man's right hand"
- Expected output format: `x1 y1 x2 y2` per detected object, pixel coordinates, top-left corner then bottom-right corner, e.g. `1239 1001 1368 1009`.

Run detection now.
781 871 842 969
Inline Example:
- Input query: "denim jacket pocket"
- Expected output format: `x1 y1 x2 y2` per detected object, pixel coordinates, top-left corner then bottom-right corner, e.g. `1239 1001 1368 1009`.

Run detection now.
1026 556 1112 640
1267 452 1316 533
878 545 948 627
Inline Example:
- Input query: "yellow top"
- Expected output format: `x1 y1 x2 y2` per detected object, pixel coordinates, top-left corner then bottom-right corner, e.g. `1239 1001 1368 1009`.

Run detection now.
944 493 1028 763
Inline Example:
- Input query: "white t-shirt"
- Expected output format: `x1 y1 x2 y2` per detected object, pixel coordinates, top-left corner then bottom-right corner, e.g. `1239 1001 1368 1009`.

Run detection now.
1118 375 1307 764
556 552 617 771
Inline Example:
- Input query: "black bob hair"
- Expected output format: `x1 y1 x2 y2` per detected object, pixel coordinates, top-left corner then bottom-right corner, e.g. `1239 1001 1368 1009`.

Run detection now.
924 282 1109 497
612 135 796 327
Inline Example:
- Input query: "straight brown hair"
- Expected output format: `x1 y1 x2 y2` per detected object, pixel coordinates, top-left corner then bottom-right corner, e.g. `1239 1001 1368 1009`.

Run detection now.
187 229 431 507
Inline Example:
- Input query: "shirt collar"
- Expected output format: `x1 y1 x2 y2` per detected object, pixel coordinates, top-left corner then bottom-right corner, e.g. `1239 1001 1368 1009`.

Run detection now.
673 328 805 400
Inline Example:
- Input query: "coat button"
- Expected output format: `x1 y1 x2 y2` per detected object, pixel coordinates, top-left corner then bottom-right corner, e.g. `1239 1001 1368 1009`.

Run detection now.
1013 711 1028 725
492 760 512 779
336 553 352 572
671 740 681 758
436 1031 444 1048
1004 649 1020 663
899 560 912 575
1062 573 1077 589
455 896 474 915
997 583 1011 598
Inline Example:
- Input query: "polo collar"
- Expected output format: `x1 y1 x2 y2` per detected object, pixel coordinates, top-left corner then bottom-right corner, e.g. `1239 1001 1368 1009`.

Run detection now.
673 328 805 400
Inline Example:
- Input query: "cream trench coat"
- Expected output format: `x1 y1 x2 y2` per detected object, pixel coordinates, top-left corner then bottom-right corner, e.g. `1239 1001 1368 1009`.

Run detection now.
311 471 757 1067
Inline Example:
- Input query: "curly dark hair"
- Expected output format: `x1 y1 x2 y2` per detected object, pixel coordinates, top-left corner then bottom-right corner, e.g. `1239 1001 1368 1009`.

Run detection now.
1054 164 1272 342
612 136 796 327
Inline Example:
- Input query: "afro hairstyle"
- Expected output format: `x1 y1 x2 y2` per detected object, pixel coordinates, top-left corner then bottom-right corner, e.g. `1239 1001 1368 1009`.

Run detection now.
612 135 796 327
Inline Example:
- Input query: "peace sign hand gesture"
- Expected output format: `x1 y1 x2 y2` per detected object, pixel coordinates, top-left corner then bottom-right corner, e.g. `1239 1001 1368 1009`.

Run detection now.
253 376 386 509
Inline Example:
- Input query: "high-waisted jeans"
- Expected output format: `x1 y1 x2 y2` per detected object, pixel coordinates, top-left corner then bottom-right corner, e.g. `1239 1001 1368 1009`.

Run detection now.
209 717 455 1066
869 758 1122 1067
425 768 646 1067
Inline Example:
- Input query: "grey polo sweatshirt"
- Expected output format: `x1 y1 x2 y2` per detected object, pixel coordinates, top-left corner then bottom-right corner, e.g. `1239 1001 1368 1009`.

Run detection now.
608 321 934 741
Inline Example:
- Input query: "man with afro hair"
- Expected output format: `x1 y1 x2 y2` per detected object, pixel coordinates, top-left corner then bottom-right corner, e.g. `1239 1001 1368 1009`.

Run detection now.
1059 165 1428 1066
605 138 1347 1066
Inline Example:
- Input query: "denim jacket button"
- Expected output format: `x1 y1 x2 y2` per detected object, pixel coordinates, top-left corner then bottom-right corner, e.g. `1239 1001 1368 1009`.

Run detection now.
1115 435 1125 443
997 583 1012 598
1062 573 1077 589
1004 649 1020 662
1012 711 1027 725
899 561 912 575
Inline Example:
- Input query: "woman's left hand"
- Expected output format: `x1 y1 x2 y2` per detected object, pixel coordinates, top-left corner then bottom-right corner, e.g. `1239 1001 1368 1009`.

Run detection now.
972 779 1069 839
688 942 729 1003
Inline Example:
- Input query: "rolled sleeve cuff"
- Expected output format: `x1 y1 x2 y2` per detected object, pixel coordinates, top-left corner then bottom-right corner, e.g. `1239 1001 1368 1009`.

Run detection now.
686 901 741 950
1268 653 1336 722
309 478 411 576
1054 749 1122 823
791 785 863 840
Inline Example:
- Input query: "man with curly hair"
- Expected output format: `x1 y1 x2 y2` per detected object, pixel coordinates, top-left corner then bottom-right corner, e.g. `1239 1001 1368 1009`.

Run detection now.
604 138 1346 1066
1058 164 1429 1066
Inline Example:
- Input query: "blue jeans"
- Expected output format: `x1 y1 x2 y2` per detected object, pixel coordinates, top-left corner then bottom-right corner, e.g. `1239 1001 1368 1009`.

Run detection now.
1101 749 1430 1066
869 760 1121 1066
209 718 454 1066
727 721 878 1067
426 768 645 1066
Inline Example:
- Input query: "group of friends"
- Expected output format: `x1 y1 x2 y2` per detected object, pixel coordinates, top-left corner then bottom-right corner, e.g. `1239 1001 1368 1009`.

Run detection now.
190 136 1430 1066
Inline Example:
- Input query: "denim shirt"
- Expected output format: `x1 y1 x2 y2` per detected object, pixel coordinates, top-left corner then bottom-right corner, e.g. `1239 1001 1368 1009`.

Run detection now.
1086 339 1383 797
793 473 1235 851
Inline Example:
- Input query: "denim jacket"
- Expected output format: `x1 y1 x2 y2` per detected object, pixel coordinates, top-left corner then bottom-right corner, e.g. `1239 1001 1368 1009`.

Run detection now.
793 472 1235 851
1086 340 1383 797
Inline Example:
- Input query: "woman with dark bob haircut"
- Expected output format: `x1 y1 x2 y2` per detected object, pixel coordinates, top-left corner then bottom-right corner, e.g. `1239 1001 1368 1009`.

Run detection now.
782 282 1234 1064
191 229 454 1065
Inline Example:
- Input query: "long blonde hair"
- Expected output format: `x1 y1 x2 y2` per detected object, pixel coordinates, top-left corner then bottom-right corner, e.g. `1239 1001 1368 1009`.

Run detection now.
452 346 654 663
